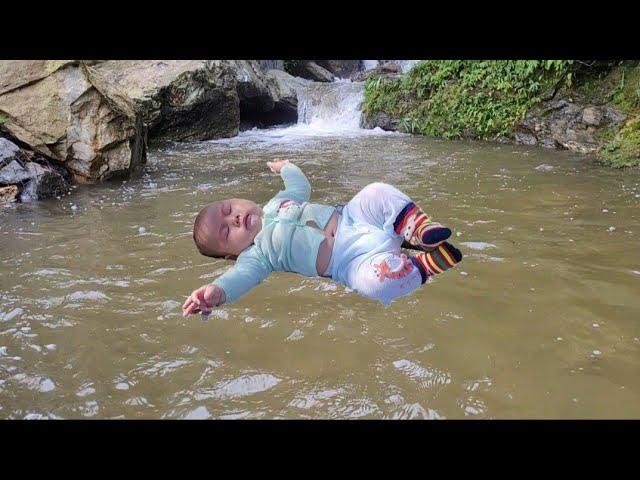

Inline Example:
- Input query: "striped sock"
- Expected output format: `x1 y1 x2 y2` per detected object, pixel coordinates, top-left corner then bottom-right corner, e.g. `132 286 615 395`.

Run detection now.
394 202 451 250
409 242 463 283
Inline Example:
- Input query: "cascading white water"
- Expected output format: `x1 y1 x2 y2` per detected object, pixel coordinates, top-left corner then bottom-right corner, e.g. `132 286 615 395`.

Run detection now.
295 80 365 132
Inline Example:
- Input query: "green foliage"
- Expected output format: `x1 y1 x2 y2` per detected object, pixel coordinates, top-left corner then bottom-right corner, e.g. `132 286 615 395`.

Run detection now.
611 64 640 114
284 60 300 75
600 117 640 167
363 60 573 139
0 113 6 127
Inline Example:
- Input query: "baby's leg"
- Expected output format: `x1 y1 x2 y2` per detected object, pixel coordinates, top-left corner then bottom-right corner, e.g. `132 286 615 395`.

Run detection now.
343 242 462 306
344 183 451 250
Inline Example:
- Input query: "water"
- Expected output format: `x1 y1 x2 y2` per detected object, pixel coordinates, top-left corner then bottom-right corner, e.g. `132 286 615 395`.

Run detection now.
2 128 640 418
295 80 365 132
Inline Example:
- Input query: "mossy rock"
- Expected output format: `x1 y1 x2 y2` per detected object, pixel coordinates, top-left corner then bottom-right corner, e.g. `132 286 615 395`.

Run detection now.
599 117 640 167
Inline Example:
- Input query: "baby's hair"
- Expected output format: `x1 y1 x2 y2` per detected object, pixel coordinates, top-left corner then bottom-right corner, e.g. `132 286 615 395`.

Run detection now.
193 203 224 258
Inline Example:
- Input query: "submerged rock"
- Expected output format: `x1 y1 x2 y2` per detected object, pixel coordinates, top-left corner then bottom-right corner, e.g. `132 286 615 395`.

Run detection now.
19 161 70 202
0 184 18 203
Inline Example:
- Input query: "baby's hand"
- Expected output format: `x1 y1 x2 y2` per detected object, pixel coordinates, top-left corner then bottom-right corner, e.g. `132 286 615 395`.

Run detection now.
267 159 290 174
182 284 225 318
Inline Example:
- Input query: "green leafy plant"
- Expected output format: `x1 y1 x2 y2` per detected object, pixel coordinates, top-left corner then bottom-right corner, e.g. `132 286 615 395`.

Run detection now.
363 60 573 139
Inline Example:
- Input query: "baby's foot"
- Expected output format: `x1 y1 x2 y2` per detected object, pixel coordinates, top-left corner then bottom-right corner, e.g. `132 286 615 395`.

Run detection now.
409 242 463 283
394 202 452 251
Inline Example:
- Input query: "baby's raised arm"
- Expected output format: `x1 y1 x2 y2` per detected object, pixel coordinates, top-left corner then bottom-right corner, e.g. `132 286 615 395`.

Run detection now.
268 160 311 203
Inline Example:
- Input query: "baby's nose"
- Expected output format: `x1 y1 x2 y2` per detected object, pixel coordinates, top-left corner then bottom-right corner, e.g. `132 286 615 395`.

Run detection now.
234 214 241 226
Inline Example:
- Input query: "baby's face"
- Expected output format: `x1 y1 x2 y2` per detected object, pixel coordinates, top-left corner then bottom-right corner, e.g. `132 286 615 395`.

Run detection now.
203 198 264 258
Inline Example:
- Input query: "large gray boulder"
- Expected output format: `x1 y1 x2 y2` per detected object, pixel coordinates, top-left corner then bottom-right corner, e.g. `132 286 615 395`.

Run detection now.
0 60 146 183
316 60 362 79
265 69 310 115
91 60 240 142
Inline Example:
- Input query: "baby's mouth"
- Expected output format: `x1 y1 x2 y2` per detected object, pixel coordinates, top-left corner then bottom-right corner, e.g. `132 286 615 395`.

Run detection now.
244 213 250 229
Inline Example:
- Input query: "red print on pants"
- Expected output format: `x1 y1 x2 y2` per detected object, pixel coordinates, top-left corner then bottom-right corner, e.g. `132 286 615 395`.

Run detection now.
373 254 413 283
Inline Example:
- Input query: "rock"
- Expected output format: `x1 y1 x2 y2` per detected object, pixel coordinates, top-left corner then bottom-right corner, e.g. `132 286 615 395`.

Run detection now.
231 60 275 113
297 61 335 83
19 161 70 202
514 131 538 146
352 65 402 82
0 61 146 182
0 184 18 203
316 60 361 79
361 111 398 131
265 69 309 115
91 60 240 142
582 107 603 126
0 137 21 167
0 160 30 184
535 164 554 172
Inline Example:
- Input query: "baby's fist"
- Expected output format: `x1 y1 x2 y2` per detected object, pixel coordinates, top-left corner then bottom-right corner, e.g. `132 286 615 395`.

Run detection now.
267 159 290 174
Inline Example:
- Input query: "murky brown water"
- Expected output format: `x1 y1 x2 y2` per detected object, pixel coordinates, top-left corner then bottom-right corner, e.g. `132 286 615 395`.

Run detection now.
1 128 639 419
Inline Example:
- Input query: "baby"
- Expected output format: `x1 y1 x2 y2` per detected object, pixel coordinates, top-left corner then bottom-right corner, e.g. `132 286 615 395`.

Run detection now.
182 160 462 317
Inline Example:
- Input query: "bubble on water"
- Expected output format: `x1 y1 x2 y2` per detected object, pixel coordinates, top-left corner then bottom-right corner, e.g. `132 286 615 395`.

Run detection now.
115 382 129 391
39 378 55 392
70 205 77 211
602 209 609 213
460 242 496 251
286 329 304 342
460 271 468 276
185 406 211 420
592 350 602 356
1 308 23 322
592 323 600 328
138 226 146 234
608 226 616 232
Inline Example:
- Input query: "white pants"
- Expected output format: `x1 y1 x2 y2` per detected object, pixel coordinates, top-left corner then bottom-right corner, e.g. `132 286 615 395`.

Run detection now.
329 183 425 306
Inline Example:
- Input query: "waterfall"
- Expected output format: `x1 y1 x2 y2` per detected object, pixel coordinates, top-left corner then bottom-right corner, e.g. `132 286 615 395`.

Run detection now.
294 80 365 132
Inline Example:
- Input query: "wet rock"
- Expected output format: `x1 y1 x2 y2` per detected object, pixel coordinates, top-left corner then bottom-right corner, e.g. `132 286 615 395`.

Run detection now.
91 60 240 142
0 184 18 203
0 137 22 167
265 69 309 115
316 60 361 79
0 61 146 182
535 163 554 172
361 111 398 131
19 161 70 202
515 97 621 155
297 61 335 83
515 131 538 146
0 159 30 184
232 60 276 113
582 107 603 126
351 64 402 82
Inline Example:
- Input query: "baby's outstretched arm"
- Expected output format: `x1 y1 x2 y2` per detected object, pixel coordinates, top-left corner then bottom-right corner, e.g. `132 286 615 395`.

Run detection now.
183 246 271 317
182 284 226 317
268 160 311 203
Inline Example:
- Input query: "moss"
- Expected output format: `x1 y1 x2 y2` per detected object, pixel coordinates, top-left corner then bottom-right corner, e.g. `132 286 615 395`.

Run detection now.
611 64 640 115
599 117 640 167
0 113 6 127
363 60 572 140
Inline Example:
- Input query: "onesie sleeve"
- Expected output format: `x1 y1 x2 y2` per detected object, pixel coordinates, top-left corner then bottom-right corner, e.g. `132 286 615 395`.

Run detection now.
272 163 311 203
212 246 272 304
